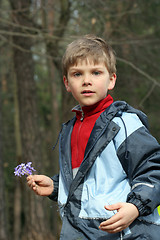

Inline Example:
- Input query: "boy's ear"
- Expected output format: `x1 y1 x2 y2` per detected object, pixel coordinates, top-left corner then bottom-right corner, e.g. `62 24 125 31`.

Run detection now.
63 76 71 92
108 73 116 90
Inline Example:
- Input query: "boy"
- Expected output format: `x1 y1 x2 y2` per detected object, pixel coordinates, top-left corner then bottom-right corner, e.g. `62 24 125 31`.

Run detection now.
27 35 160 239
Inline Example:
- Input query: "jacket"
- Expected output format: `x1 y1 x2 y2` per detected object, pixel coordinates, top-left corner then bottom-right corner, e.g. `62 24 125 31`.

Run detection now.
49 101 160 240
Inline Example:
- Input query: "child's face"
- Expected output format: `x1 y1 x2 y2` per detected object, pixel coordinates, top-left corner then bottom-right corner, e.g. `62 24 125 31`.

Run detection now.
63 59 116 107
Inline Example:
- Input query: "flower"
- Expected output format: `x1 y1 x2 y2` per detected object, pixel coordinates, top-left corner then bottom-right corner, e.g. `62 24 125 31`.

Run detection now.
14 162 36 177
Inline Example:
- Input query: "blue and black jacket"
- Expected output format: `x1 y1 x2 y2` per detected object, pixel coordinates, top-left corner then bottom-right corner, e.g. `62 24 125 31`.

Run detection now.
50 101 160 240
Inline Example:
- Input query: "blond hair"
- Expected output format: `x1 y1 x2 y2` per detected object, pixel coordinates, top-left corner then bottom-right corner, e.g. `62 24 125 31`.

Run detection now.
62 35 116 77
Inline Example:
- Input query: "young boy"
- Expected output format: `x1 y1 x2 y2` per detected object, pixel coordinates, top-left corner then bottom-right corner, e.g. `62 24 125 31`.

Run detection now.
27 35 160 239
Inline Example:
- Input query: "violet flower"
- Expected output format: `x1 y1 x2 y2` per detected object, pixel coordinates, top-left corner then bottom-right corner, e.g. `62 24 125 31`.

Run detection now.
14 162 36 177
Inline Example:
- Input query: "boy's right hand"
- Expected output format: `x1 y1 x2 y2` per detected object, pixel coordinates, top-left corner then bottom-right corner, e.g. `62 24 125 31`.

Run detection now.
27 175 54 196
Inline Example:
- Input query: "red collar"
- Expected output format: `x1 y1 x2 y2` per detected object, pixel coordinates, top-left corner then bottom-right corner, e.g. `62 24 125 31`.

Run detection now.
71 94 113 170
72 95 113 120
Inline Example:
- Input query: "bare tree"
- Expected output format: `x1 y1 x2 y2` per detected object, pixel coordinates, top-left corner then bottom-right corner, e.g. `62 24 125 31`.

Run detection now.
13 70 22 240
0 81 8 240
9 0 55 239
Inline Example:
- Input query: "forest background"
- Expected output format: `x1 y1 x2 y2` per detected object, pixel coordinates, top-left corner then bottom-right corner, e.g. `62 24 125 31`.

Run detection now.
0 0 160 240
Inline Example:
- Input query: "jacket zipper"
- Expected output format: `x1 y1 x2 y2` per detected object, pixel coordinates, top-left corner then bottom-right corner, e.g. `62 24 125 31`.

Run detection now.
75 110 84 163
80 111 84 121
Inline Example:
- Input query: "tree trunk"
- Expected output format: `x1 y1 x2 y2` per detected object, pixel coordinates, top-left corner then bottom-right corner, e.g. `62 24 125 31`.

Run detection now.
41 0 60 236
0 80 8 240
45 0 74 122
13 71 22 240
9 0 55 239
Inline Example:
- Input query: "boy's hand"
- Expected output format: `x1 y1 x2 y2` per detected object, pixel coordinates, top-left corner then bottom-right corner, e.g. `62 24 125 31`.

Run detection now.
27 175 54 196
99 202 139 233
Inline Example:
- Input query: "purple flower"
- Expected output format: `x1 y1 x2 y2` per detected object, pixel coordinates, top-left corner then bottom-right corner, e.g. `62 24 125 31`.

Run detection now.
14 162 36 177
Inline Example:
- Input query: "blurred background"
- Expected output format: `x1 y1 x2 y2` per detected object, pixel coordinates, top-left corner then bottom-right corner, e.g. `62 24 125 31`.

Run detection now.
0 0 160 239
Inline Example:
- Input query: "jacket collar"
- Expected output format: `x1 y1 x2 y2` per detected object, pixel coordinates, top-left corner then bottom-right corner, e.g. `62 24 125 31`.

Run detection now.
72 95 113 120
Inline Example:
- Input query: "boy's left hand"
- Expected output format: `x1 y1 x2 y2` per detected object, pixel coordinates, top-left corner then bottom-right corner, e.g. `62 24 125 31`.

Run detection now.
99 202 139 233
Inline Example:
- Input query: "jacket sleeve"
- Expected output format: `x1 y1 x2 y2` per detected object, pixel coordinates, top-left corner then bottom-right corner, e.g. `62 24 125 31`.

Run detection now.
48 174 59 201
116 115 160 216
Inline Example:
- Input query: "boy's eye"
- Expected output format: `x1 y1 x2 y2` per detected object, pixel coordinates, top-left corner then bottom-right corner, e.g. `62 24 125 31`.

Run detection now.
73 72 81 77
93 71 101 75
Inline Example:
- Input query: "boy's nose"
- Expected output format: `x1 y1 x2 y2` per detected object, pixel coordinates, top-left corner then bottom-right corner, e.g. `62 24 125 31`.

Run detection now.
82 75 92 86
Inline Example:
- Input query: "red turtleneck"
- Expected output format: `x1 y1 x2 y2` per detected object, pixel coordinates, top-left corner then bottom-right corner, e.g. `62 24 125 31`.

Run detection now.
71 95 113 172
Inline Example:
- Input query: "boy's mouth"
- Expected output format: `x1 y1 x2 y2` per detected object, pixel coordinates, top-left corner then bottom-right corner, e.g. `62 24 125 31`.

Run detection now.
81 90 95 94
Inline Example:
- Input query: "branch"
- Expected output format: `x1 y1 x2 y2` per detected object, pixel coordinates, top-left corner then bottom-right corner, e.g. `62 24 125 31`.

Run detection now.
0 17 42 34
0 34 59 62
111 38 160 46
139 83 156 107
117 57 160 87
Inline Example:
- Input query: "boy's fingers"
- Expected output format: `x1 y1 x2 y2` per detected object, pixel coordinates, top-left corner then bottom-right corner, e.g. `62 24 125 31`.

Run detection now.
27 179 35 188
27 175 37 188
32 184 38 192
104 203 122 211
27 174 38 181
100 213 120 227
27 175 42 186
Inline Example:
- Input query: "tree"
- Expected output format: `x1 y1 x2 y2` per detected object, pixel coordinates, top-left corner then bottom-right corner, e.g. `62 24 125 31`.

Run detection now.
0 81 8 240
45 0 74 122
9 0 55 239
13 71 22 240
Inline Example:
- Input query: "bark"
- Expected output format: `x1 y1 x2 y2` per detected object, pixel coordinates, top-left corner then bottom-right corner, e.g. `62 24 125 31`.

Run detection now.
9 0 55 239
13 71 22 240
41 0 60 236
45 0 74 122
0 80 8 240
46 0 71 69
